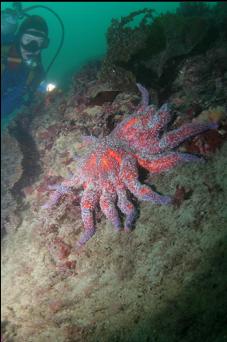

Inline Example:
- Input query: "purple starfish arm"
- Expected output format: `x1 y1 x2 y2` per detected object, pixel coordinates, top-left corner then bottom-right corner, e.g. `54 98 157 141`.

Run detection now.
41 192 63 209
41 184 70 209
41 172 82 210
80 135 99 145
48 184 69 192
136 83 149 107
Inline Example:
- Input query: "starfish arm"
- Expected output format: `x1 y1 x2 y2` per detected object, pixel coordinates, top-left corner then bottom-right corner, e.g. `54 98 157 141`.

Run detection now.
80 135 99 146
136 83 150 107
116 187 137 231
77 188 99 246
150 122 218 154
147 103 172 134
100 191 122 231
41 175 83 210
61 175 82 188
124 103 171 152
41 190 63 209
120 155 172 205
136 152 204 174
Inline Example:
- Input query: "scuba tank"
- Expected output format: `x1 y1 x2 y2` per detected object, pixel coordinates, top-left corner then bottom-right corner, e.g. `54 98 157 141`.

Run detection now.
1 9 19 36
1 3 24 37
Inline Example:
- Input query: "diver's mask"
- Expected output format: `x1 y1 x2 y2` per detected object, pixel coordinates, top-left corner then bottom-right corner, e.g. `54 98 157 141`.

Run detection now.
20 29 48 68
20 29 48 52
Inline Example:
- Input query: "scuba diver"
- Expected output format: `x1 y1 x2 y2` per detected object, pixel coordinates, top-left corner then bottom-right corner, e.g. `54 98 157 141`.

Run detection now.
1 14 49 117
1 2 64 120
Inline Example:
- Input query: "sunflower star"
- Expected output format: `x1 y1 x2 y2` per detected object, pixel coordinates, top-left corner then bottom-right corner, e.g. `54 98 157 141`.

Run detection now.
42 84 217 246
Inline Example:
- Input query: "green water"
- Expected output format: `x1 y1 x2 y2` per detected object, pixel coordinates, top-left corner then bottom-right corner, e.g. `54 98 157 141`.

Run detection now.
1 1 181 88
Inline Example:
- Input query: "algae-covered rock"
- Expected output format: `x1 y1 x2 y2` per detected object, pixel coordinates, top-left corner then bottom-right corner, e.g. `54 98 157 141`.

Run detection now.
139 13 212 78
1 130 23 235
100 6 220 93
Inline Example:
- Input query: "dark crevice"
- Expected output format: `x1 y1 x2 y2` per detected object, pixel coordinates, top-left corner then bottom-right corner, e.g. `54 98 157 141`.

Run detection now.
88 90 120 106
8 122 42 203
116 22 220 104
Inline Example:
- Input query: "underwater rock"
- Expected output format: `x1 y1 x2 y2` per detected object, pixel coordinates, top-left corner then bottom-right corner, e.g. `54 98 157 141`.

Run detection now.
99 9 154 90
183 129 227 156
2 6 227 339
170 44 227 109
88 90 120 106
1 130 23 235
100 4 225 101
139 14 212 78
